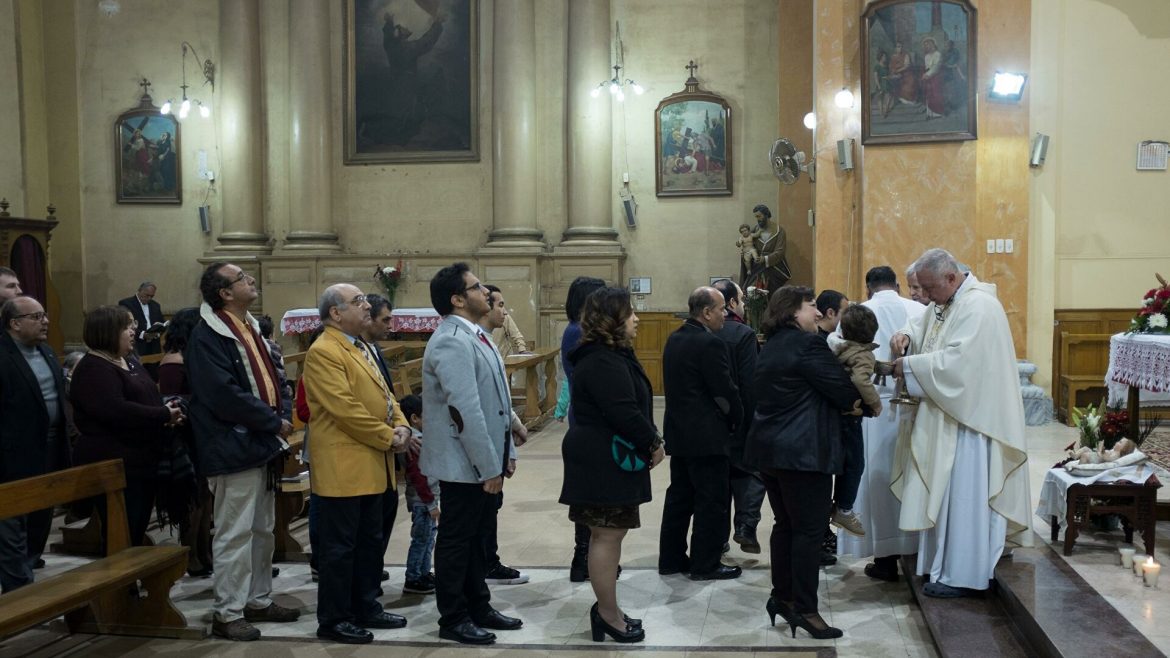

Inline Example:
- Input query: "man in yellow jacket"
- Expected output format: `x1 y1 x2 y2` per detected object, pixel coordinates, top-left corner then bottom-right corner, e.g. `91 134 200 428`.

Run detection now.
304 283 412 644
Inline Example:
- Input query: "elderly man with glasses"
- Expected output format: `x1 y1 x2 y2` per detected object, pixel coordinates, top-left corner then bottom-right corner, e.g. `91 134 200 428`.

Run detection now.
302 284 413 644
186 263 299 641
0 296 69 593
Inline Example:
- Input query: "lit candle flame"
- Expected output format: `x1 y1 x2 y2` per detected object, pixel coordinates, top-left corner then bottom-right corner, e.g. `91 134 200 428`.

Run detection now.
1147 556 1156 567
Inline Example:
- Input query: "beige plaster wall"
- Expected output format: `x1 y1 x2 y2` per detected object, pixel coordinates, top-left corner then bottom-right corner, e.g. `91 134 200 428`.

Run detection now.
0 1 24 213
1027 0 1170 391
614 0 780 311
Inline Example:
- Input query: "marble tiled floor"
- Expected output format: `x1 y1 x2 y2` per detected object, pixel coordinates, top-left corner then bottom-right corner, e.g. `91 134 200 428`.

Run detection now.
6 408 1170 658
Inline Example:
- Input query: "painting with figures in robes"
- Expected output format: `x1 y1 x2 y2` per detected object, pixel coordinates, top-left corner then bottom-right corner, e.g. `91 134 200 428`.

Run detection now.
115 101 181 204
861 0 977 145
655 75 732 197
345 0 478 163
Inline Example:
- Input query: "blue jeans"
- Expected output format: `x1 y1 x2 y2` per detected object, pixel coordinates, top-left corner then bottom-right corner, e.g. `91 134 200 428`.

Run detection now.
405 504 437 581
834 417 865 511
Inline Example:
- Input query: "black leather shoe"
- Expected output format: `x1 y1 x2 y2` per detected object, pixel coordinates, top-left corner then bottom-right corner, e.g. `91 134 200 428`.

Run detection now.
658 559 690 575
359 611 407 629
316 621 373 644
819 551 838 567
690 565 742 581
439 620 496 645
381 570 390 582
474 609 522 630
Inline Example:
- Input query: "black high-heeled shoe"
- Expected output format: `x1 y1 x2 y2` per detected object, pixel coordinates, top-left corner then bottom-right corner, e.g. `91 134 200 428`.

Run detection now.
624 614 642 628
765 597 796 626
589 602 645 643
788 612 843 639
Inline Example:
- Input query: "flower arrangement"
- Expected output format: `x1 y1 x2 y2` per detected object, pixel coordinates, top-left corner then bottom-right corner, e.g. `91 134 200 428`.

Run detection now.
1128 274 1170 334
373 260 404 305
743 286 769 332
1071 400 1130 450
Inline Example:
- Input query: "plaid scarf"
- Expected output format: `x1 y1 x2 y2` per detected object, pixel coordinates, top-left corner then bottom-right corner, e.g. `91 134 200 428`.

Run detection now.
214 309 283 414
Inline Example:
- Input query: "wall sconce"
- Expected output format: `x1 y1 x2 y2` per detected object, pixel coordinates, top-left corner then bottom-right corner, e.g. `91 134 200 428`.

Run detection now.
988 71 1027 103
834 87 855 109
802 112 817 130
160 41 215 119
590 64 644 102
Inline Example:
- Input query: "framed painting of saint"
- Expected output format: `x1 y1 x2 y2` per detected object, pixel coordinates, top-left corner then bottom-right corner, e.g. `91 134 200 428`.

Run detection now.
654 74 731 197
861 0 977 145
115 101 181 204
344 0 479 164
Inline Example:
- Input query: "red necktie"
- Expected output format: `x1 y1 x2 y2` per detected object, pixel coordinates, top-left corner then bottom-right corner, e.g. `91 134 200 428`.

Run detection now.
477 332 491 347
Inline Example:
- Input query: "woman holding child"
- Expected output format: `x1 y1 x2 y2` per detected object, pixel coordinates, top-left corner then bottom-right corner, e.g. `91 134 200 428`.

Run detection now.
559 287 664 644
744 286 860 639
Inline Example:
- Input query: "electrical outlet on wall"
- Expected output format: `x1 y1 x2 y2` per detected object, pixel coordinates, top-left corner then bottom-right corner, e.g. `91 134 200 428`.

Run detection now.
1005 239 1014 253
986 239 995 254
995 239 1005 254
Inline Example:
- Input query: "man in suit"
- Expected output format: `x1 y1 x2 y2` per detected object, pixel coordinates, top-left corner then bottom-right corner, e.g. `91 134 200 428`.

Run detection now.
304 284 413 644
119 282 164 377
186 263 299 642
0 296 69 593
659 287 744 580
420 263 522 645
712 279 764 554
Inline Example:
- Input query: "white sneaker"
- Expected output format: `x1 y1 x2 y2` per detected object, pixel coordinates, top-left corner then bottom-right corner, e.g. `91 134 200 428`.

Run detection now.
485 563 530 585
832 509 866 537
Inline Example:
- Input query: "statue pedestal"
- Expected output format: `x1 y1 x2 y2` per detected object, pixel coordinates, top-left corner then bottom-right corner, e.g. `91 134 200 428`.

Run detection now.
1018 360 1053 426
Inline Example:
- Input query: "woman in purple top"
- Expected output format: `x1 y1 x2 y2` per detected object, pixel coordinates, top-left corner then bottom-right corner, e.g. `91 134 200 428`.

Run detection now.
561 277 606 582
71 306 183 547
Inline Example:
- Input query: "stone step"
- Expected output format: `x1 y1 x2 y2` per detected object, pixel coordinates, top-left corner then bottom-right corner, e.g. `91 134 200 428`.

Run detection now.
904 537 1165 658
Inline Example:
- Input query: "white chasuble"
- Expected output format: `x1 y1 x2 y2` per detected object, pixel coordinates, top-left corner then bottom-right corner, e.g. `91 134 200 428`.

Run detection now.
889 274 1032 586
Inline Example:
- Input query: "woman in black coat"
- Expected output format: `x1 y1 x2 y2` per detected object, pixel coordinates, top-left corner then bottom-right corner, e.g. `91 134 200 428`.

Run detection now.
743 286 859 639
559 287 664 644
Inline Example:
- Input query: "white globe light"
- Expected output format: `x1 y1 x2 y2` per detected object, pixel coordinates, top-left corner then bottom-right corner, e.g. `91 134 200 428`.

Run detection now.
802 112 817 130
834 88 855 109
590 88 600 98
632 83 644 95
616 89 625 102
180 98 191 115
159 100 171 115
199 104 211 118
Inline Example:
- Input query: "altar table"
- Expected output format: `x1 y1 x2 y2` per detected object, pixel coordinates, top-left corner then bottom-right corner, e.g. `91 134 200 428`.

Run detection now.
1106 332 1170 440
1037 463 1163 556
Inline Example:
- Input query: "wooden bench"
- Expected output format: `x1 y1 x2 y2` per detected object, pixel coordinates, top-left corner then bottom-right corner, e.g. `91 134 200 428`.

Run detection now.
0 460 199 640
1057 332 1113 425
504 347 560 429
391 357 424 400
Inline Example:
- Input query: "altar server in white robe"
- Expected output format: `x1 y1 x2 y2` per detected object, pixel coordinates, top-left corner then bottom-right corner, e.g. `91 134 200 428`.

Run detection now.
890 249 1032 598
836 266 925 582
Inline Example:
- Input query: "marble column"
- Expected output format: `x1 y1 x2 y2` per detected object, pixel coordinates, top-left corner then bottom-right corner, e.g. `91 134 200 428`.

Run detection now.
559 0 619 248
484 0 543 249
215 0 270 253
283 0 339 251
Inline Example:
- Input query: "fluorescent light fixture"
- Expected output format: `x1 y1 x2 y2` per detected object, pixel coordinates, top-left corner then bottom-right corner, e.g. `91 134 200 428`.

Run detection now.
989 71 1027 102
802 112 817 130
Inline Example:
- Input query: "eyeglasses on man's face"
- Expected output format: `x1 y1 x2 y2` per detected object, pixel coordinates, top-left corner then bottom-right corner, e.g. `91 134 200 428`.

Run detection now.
14 311 47 322
342 294 368 307
225 271 254 288
463 282 486 294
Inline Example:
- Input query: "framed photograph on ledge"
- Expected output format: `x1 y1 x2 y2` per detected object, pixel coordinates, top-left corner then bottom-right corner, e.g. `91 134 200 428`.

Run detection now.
654 74 731 197
344 0 479 164
115 98 181 204
861 0 977 145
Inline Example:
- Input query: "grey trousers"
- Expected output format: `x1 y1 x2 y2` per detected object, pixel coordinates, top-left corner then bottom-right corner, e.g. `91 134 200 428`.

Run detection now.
209 467 275 622
730 462 766 534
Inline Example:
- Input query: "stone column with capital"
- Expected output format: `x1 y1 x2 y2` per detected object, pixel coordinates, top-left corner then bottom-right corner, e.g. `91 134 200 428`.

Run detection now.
284 0 340 252
215 0 270 253
558 0 619 251
483 0 544 251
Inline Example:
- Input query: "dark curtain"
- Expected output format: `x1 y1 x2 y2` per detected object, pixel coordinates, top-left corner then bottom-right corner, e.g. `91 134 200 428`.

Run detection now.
11 236 46 304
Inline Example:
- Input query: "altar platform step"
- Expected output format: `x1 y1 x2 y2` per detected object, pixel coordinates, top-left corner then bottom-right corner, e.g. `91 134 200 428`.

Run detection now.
905 538 1164 658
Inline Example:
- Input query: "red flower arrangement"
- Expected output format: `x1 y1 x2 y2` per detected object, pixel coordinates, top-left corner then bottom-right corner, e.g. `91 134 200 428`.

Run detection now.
373 259 404 305
1128 276 1170 333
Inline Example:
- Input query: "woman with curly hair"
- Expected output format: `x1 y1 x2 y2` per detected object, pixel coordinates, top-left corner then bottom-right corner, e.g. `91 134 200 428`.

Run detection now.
559 287 664 643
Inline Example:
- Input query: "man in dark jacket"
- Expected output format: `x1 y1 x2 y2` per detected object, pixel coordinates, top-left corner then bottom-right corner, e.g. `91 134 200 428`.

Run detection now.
187 262 298 642
658 287 744 580
712 280 764 554
0 296 69 593
119 281 165 377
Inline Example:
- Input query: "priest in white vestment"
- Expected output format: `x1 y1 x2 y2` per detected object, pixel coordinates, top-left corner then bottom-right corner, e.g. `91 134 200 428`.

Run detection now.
836 267 926 582
890 249 1032 598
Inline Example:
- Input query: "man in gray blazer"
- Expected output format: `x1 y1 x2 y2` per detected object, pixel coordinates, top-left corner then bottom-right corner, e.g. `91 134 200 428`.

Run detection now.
420 262 522 645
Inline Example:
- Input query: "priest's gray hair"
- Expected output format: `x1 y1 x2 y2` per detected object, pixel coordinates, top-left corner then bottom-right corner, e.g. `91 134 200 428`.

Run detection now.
913 248 961 277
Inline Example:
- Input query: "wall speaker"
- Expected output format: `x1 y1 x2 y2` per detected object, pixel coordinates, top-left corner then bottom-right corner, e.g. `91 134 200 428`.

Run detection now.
837 138 854 171
619 187 636 229
198 205 211 233
1030 133 1049 168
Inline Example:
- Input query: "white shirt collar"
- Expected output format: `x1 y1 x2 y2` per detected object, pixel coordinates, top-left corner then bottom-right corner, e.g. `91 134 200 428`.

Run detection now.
448 313 483 337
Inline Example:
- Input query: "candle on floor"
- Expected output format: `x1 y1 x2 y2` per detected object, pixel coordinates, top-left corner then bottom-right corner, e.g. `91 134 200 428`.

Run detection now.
1134 554 1148 576
1143 557 1161 588
1120 547 1136 568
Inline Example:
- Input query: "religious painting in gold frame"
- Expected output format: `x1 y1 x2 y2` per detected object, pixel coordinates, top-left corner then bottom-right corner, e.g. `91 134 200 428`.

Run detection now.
654 73 731 198
861 0 977 145
344 0 479 164
114 96 181 204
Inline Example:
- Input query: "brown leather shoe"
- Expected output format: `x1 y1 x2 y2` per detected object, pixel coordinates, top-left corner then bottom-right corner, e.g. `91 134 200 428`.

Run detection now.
243 602 301 623
212 618 261 641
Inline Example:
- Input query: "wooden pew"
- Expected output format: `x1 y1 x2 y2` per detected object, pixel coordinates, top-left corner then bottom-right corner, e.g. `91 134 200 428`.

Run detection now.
1057 332 1113 425
0 460 200 640
391 357 425 400
504 347 560 429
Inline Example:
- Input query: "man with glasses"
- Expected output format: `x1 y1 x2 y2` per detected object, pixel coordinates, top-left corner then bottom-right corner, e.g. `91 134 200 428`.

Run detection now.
304 284 413 644
0 296 69 592
187 263 299 641
421 263 521 645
